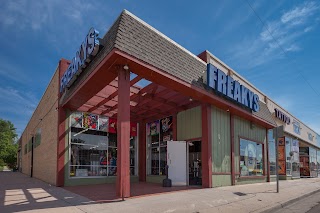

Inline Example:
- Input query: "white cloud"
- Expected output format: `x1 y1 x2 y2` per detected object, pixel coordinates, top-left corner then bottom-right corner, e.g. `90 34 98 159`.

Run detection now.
285 44 300 52
281 2 319 25
228 1 320 69
304 26 313 33
0 87 38 114
0 1 96 31
0 87 38 136
0 0 115 55
0 60 31 84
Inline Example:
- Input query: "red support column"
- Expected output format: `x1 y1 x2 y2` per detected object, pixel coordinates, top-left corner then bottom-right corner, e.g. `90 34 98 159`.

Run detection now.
56 108 66 186
139 121 146 182
230 114 235 185
172 114 177 141
116 67 131 198
201 104 212 188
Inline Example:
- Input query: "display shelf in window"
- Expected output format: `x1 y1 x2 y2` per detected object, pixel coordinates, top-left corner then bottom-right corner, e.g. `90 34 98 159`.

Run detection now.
239 138 264 177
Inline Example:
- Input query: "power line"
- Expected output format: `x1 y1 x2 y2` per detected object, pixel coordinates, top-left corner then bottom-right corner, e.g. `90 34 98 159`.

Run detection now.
244 0 320 97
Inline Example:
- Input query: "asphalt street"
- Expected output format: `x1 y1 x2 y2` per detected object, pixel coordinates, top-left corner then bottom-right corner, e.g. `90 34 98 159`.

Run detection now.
273 191 320 213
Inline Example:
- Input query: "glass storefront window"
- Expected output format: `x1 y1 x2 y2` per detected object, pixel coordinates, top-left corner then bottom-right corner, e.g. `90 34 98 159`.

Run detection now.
317 150 320 177
309 148 317 177
147 116 172 176
268 129 276 175
285 137 292 175
69 126 137 178
240 138 264 176
293 121 301 135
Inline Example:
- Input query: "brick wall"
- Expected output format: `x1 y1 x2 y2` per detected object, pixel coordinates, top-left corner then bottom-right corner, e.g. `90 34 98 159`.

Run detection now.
20 66 59 185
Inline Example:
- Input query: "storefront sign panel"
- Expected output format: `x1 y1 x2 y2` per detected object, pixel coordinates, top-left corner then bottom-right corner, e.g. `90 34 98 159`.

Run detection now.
274 108 291 124
60 27 100 93
278 137 286 175
207 64 260 112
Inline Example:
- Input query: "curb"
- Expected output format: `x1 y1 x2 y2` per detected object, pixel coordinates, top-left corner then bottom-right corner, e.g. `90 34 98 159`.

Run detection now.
261 188 320 213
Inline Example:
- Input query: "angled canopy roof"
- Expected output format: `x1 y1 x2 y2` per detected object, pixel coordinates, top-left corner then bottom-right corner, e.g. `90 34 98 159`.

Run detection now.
59 10 276 128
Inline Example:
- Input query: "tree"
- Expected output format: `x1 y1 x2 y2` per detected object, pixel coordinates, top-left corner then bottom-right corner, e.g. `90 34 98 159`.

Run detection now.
0 119 18 169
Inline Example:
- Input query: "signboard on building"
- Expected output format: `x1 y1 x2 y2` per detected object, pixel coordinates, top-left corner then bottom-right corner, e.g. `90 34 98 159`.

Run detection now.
278 137 286 175
60 28 100 93
207 64 260 112
274 108 290 124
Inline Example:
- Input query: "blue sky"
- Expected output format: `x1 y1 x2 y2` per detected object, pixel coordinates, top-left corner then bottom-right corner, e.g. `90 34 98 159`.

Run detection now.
0 0 319 137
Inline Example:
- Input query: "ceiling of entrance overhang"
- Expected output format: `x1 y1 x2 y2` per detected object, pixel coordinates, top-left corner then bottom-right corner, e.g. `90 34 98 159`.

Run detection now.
76 73 200 123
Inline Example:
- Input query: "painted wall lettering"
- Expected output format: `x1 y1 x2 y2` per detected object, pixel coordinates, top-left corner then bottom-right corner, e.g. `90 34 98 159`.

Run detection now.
60 28 100 93
207 64 260 112
274 108 291 125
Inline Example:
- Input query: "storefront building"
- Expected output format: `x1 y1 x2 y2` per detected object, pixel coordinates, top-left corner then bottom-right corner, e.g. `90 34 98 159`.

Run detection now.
266 99 320 180
18 10 318 197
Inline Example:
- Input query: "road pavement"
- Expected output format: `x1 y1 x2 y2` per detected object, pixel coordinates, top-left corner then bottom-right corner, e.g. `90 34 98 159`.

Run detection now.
272 190 320 213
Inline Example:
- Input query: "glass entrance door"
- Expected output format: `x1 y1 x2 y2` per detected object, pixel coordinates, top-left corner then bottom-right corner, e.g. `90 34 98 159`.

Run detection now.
188 141 201 185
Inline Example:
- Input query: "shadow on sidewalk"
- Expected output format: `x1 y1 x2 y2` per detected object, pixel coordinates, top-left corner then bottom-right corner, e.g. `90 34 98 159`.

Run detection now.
0 172 94 213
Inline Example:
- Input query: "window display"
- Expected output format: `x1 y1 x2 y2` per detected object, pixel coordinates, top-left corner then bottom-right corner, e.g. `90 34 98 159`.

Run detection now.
291 139 300 177
310 148 317 177
317 151 320 177
147 116 172 176
240 138 263 176
268 130 276 175
285 137 292 175
299 147 310 177
69 111 137 178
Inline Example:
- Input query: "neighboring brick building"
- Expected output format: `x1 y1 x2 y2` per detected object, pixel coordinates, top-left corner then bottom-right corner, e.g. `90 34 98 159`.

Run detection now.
18 10 320 198
20 67 59 185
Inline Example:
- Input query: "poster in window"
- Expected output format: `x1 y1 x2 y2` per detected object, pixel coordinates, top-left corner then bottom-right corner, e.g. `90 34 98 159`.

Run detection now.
245 143 257 172
99 151 108 165
71 112 83 128
82 113 98 130
278 161 286 175
147 120 160 136
130 122 137 137
98 116 109 132
109 118 117 133
160 116 172 141
291 139 299 153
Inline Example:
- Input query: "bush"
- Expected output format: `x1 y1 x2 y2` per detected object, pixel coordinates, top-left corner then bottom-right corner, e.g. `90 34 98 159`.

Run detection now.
0 166 3 171
0 159 5 167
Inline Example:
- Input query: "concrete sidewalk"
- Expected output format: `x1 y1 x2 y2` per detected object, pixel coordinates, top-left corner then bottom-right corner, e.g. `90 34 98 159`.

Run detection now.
1 171 320 213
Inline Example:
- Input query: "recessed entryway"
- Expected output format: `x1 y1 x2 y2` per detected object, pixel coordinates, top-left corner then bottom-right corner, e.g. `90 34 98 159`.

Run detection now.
188 140 202 185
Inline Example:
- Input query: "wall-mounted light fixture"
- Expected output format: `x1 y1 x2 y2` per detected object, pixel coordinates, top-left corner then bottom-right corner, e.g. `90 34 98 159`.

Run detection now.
123 65 129 70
